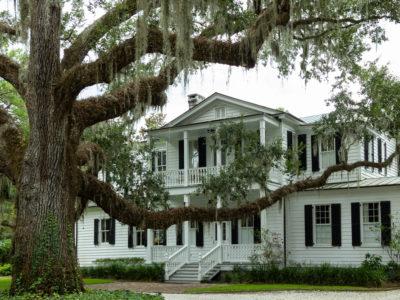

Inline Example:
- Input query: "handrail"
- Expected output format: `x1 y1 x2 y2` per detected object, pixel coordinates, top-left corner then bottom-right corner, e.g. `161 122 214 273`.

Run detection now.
198 245 221 281
164 245 188 280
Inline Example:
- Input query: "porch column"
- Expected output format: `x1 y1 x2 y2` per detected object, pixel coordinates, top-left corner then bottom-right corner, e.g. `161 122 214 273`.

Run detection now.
216 196 223 262
184 130 189 186
147 229 154 263
184 194 190 262
259 119 266 146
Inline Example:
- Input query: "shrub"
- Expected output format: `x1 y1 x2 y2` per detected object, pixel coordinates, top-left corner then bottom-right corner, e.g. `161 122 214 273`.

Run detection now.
0 290 163 299
385 261 400 282
219 263 387 287
0 263 11 276
94 258 145 266
361 254 383 270
0 239 12 264
80 263 164 282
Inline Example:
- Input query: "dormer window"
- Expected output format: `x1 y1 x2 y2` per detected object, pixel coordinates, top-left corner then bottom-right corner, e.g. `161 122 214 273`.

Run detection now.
215 107 226 119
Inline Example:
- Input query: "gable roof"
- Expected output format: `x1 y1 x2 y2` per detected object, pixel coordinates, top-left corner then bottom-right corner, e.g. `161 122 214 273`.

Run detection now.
162 92 305 128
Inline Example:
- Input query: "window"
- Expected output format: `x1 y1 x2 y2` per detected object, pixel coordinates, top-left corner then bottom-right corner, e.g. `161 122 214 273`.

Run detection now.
362 203 380 245
136 228 145 246
156 150 166 171
190 220 199 229
215 107 226 119
101 219 111 243
154 229 166 246
315 205 331 245
321 138 335 169
222 222 227 241
241 216 254 228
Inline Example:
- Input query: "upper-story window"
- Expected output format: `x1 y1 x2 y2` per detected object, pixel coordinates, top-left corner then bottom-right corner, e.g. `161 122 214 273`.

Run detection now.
315 205 331 245
362 202 380 245
215 107 226 119
156 150 166 171
321 138 335 169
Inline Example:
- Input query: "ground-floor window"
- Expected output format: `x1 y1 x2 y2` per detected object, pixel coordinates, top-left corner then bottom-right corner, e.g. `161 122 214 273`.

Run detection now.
241 216 254 228
154 229 166 245
362 202 380 245
315 205 331 245
136 228 145 246
101 218 111 243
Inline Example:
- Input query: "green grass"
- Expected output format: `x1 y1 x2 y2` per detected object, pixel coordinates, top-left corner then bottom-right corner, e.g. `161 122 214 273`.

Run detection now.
185 283 387 294
0 276 113 291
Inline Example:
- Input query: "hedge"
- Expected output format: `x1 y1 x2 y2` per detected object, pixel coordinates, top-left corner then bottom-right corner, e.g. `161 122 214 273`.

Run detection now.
0 291 163 300
0 240 11 264
0 263 11 276
220 264 387 287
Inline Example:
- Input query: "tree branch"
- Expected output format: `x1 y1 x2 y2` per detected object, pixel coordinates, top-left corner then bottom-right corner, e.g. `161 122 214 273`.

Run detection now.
76 141 105 175
72 63 178 130
0 21 16 36
78 145 400 228
0 54 23 94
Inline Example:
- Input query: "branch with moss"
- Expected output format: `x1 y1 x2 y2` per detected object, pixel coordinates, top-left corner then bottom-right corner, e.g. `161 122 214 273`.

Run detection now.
0 54 23 95
78 144 400 229
0 21 16 36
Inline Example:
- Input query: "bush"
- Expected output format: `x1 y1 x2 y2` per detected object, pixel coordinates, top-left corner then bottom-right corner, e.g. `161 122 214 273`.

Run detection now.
0 239 12 264
0 263 11 276
0 290 163 300
385 261 400 282
80 262 164 282
219 263 387 287
94 258 145 266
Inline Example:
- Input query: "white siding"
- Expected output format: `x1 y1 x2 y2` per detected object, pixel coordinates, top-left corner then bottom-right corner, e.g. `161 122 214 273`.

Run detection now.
286 186 400 266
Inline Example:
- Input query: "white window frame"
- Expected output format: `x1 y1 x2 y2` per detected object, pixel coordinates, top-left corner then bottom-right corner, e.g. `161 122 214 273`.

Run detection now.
313 205 331 246
361 202 381 246
320 138 335 169
241 216 254 228
100 218 111 244
215 107 226 119
155 149 167 172
190 220 199 229
136 228 145 246
153 229 166 246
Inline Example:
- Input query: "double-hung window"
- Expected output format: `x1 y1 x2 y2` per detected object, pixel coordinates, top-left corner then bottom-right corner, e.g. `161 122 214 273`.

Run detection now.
215 107 226 119
101 218 111 243
136 228 145 246
154 229 166 245
315 205 331 245
321 138 335 169
156 150 166 171
362 202 380 245
241 216 254 228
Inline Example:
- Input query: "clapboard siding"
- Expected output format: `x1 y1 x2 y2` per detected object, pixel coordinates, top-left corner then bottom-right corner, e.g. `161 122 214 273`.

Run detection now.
286 186 400 266
77 207 147 266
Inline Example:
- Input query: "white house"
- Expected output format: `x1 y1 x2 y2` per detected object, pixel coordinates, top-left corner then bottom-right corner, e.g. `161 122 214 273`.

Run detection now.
76 92 400 282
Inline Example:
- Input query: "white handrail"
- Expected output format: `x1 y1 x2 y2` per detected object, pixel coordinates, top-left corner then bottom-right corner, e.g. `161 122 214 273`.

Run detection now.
198 245 221 281
164 245 188 280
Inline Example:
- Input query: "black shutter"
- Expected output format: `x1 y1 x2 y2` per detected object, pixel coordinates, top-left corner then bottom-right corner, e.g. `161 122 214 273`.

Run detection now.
128 225 134 248
298 134 307 171
371 137 375 162
151 152 156 172
94 219 99 245
254 213 261 244
231 219 239 244
331 204 341 247
378 138 382 172
198 137 207 167
143 229 147 247
335 133 342 164
287 131 293 150
380 201 391 246
304 205 314 247
384 143 387 175
176 223 183 246
178 140 184 170
311 135 320 172
364 137 369 162
162 229 167 246
196 222 204 247
109 219 116 245
351 202 361 246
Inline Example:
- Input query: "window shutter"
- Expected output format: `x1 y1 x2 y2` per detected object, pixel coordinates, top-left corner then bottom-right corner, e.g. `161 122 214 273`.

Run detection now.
331 204 341 247
304 205 314 247
109 219 116 245
335 133 342 164
298 134 307 171
231 219 239 244
143 230 147 247
196 222 204 247
351 202 361 246
371 137 375 163
94 219 99 246
253 213 261 244
287 131 293 150
128 225 134 248
311 135 320 172
364 137 369 169
178 140 184 170
378 138 382 172
380 201 391 246
162 229 167 246
384 143 387 175
198 137 207 167
176 223 183 246
151 152 156 172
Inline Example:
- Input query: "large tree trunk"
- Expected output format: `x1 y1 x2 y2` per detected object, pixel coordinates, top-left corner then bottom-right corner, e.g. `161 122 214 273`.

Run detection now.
9 1 83 294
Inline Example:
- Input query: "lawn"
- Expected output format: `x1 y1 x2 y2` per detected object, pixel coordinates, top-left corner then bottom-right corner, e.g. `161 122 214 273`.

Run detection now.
185 283 387 293
0 276 113 291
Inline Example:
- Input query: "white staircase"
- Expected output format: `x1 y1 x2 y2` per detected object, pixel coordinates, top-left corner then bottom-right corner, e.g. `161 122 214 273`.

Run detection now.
168 263 200 283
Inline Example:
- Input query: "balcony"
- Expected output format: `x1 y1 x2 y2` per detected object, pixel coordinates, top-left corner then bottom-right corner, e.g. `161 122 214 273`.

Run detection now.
157 166 282 188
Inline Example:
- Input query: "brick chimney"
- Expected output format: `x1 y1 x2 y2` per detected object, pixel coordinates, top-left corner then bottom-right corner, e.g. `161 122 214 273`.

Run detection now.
187 93 205 109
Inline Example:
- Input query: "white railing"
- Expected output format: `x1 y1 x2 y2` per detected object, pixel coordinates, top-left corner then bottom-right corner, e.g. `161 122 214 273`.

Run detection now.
222 244 262 263
165 245 188 280
151 246 183 262
188 166 220 185
198 245 221 281
158 169 185 187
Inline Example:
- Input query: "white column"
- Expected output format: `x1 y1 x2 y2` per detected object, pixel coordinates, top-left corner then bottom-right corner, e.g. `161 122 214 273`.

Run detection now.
216 196 223 262
147 229 154 263
184 194 190 262
184 131 189 186
259 119 266 146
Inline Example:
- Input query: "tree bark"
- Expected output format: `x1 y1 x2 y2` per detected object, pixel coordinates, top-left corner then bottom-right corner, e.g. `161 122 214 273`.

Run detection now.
9 1 83 294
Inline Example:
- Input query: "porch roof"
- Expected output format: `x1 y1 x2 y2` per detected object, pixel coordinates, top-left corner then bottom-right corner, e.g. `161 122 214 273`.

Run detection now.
310 176 400 190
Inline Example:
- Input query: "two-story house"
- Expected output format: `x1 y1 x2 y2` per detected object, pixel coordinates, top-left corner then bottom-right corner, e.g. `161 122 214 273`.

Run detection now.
76 92 400 282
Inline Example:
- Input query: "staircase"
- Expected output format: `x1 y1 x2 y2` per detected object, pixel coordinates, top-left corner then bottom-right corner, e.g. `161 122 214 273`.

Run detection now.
167 263 200 283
